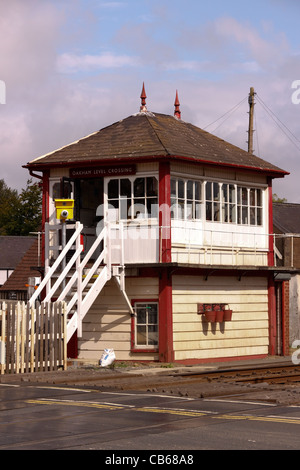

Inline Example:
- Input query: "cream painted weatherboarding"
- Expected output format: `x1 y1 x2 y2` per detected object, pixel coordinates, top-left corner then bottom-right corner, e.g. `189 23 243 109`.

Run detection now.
172 275 269 361
78 277 159 362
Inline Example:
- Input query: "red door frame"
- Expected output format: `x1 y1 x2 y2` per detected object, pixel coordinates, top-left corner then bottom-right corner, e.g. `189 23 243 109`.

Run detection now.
159 161 172 262
158 161 174 362
159 269 174 362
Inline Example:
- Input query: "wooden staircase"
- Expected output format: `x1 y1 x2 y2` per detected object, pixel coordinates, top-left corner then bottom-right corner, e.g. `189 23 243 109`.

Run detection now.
29 221 132 343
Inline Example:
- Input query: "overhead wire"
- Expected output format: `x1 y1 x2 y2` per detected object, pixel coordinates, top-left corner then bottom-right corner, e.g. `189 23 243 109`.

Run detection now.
256 94 300 152
203 96 248 132
203 91 300 155
254 110 260 157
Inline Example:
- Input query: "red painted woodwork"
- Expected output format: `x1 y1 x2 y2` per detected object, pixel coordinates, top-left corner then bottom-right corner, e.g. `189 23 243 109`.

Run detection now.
29 154 287 180
159 161 171 263
67 332 78 359
158 269 174 363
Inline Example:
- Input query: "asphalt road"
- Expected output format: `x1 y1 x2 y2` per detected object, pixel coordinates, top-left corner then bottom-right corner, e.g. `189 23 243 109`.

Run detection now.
1 381 300 452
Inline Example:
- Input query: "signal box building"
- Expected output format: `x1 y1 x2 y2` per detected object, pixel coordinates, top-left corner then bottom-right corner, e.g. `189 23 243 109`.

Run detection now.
24 87 293 363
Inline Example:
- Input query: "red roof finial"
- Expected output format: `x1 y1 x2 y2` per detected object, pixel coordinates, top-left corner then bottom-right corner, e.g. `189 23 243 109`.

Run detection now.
174 90 181 119
140 82 147 112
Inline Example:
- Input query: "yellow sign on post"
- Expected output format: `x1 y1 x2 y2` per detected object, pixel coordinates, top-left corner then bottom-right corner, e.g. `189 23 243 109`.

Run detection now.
54 199 74 220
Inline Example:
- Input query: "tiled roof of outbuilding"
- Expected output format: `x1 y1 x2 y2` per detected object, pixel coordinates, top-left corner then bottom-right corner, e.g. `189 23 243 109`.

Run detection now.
273 203 300 234
0 236 36 269
25 112 287 177
0 238 40 292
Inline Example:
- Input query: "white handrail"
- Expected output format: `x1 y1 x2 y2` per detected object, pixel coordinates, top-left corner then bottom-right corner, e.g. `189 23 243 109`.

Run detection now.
27 220 120 343
43 246 83 302
29 222 83 306
80 225 107 267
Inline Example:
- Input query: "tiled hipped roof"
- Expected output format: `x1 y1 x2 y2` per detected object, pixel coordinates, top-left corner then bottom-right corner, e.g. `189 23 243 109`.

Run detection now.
0 239 40 292
25 112 287 177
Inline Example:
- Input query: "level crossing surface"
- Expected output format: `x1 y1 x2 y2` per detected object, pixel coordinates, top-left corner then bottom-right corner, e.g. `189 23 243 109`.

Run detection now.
0 380 300 451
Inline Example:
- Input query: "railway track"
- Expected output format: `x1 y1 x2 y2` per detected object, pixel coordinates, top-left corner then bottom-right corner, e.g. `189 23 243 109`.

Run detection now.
25 363 299 394
1 362 300 393
175 364 300 386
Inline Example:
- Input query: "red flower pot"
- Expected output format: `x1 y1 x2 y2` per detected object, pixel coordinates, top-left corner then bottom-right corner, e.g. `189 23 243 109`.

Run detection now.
204 311 216 322
223 310 232 321
215 310 224 322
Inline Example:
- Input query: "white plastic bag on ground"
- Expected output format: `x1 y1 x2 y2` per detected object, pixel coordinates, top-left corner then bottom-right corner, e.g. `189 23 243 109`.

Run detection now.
99 348 116 367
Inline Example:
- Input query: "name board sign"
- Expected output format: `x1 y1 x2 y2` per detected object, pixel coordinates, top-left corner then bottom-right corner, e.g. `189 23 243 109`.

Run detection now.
70 165 136 178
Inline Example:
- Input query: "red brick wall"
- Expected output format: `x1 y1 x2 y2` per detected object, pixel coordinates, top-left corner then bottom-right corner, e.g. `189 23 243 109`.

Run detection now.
282 281 290 356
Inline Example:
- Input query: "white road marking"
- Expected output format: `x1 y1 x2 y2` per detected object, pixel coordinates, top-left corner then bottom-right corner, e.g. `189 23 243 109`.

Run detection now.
203 398 277 406
0 383 20 388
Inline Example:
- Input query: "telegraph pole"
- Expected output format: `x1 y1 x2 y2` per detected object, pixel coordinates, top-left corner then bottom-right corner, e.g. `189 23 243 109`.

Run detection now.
247 87 255 154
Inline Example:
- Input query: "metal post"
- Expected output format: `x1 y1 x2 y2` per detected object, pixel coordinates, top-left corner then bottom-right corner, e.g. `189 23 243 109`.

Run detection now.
61 220 66 291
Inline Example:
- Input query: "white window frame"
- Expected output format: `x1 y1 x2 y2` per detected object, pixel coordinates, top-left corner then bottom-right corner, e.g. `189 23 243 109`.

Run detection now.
171 177 202 220
105 175 159 222
133 302 159 350
205 180 264 227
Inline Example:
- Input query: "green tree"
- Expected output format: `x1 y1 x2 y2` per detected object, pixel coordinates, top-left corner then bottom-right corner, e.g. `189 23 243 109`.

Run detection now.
0 179 42 235
17 179 42 235
0 179 19 235
272 193 287 203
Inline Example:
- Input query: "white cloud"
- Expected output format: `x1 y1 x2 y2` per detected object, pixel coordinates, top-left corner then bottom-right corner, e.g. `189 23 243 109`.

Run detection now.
56 52 139 73
0 0 299 204
214 16 289 66
162 60 202 72
178 15 290 77
100 2 126 7
0 1 63 87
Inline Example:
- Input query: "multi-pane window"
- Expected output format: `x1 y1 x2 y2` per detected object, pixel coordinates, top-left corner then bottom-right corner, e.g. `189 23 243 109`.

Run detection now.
171 178 202 220
106 176 263 226
107 179 127 220
107 177 158 220
206 181 263 226
206 182 220 222
250 188 262 226
133 177 158 219
237 187 262 225
222 183 236 223
134 302 158 348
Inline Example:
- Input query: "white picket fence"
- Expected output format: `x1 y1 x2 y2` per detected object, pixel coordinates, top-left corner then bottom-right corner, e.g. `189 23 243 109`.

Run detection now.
0 301 67 375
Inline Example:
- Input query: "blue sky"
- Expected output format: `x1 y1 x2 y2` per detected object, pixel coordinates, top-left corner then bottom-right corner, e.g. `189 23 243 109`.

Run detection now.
1 0 300 201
